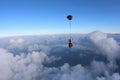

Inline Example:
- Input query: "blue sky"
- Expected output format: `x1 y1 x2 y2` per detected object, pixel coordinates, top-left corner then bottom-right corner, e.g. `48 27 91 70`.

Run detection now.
0 0 120 37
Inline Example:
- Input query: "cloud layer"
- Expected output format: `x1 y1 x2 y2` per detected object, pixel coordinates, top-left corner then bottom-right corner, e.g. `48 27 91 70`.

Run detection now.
0 31 120 80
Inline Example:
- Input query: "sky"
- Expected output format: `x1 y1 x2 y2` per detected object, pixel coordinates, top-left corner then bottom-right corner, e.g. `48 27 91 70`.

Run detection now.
0 0 120 37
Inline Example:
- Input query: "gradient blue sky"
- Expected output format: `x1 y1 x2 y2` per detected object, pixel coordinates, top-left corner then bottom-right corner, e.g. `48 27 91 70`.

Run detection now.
0 0 120 37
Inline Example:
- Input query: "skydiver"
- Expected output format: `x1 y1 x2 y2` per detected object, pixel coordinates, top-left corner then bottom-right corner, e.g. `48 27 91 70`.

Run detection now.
68 39 73 48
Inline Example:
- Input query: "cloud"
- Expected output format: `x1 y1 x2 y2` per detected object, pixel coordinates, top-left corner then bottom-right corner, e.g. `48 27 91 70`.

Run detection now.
8 38 25 50
9 38 24 45
0 48 47 80
28 44 50 54
59 64 93 80
90 60 107 77
87 31 120 61
96 71 120 80
0 48 14 80
0 31 120 80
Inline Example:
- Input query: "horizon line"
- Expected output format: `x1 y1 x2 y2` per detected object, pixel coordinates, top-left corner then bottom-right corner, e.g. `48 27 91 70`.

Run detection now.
0 32 120 38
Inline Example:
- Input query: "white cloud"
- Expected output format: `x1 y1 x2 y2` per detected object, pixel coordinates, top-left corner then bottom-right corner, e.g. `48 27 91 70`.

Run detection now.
90 60 107 76
0 48 14 80
0 48 47 80
8 38 25 50
87 31 120 61
0 31 120 80
96 77 106 80
9 38 24 44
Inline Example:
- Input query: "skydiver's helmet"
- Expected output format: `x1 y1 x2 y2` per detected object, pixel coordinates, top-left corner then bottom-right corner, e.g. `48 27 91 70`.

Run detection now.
68 39 73 48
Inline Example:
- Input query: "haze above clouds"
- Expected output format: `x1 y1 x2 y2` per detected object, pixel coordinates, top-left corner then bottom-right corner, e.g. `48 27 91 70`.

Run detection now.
0 31 120 80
